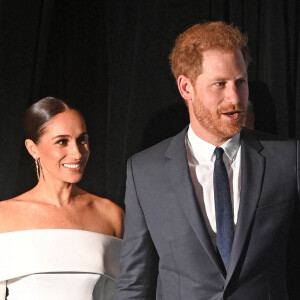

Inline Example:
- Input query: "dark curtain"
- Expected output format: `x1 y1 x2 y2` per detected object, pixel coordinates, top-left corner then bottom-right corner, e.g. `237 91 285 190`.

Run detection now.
0 0 299 208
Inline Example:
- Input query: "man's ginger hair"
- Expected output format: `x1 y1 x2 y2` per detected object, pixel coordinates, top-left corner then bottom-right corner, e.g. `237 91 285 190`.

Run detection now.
169 21 250 85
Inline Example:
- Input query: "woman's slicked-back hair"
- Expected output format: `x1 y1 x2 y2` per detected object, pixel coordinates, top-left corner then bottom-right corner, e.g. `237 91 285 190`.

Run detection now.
24 96 70 143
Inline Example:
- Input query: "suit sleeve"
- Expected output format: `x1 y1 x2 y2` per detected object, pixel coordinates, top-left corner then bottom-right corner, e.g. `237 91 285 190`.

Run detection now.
287 139 300 299
114 158 159 300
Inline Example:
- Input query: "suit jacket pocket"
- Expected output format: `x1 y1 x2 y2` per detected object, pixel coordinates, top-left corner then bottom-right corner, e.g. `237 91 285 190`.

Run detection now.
255 199 290 217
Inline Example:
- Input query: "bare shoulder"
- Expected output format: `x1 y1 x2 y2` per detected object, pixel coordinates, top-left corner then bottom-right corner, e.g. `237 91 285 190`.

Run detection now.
0 194 25 212
78 189 124 238
0 199 12 215
93 195 123 214
92 195 124 223
92 195 124 238
0 193 31 232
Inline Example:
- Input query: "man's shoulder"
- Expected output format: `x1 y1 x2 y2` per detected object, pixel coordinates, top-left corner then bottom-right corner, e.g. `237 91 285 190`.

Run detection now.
242 127 296 143
130 127 187 164
241 127 298 154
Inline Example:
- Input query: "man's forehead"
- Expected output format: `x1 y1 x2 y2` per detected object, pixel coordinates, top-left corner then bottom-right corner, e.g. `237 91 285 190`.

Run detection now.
200 50 246 72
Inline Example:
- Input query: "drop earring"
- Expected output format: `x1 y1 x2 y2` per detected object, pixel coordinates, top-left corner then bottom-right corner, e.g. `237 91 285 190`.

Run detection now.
35 159 40 180
39 159 45 181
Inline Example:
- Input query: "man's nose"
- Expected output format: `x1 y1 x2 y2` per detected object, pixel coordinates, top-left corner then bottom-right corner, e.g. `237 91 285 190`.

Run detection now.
225 83 240 104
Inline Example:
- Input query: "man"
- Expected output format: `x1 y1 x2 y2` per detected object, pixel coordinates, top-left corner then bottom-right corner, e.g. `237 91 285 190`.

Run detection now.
115 21 300 299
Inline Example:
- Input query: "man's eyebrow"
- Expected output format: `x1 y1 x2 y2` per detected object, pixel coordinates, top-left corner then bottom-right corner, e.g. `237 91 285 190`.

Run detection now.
210 74 248 81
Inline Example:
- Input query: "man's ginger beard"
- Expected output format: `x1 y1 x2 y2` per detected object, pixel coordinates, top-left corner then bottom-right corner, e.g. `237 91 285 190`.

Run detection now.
191 95 247 140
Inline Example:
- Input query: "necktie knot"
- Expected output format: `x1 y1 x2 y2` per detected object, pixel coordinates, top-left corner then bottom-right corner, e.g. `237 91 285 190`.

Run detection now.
215 147 224 160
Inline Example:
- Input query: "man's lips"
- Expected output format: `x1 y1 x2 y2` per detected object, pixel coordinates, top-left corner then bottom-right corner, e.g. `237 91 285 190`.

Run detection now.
222 110 242 120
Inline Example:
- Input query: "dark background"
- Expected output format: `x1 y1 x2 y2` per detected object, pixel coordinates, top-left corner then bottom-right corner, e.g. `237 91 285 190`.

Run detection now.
0 0 299 209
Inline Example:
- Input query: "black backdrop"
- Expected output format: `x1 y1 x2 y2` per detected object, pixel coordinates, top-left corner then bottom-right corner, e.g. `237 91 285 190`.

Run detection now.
0 0 299 208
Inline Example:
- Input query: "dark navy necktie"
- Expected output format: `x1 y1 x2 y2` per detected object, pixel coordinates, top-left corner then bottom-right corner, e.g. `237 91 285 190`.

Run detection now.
214 147 234 270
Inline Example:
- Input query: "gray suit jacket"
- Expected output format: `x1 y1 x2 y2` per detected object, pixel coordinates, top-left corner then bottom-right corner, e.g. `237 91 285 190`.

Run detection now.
114 127 300 300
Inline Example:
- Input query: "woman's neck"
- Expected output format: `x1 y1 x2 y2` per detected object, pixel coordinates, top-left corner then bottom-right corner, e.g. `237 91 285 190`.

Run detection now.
32 179 79 207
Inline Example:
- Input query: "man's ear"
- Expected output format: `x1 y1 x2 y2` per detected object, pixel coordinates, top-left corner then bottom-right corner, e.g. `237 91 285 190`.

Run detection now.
25 139 39 160
177 75 194 102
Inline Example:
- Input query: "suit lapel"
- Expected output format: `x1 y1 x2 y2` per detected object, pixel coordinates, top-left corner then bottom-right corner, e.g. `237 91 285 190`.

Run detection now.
164 127 265 279
164 128 223 273
226 128 265 283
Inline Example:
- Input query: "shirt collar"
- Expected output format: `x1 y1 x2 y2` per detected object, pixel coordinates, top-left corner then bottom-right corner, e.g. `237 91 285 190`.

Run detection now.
187 125 241 163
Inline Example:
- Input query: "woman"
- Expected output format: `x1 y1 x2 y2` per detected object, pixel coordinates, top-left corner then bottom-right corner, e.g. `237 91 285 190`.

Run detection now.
0 97 123 300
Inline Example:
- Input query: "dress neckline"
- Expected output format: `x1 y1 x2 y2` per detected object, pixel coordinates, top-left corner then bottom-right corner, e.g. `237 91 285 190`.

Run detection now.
0 228 121 241
0 228 121 281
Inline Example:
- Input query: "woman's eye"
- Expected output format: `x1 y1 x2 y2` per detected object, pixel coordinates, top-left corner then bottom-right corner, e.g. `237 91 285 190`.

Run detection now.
78 134 89 145
56 139 67 145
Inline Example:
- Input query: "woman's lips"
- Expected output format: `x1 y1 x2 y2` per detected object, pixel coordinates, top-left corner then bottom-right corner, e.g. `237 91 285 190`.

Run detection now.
62 162 83 171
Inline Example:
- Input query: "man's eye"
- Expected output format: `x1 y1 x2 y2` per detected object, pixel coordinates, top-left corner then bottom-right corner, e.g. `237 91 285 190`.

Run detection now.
215 82 225 87
236 78 247 85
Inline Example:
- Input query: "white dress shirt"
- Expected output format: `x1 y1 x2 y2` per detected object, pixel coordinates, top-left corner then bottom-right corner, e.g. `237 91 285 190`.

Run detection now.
185 125 241 246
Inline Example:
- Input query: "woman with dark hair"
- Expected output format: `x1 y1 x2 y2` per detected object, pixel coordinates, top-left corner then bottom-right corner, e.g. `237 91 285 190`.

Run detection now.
0 97 123 300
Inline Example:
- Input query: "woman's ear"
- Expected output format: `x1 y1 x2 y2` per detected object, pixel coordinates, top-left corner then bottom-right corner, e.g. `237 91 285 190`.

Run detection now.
25 139 39 160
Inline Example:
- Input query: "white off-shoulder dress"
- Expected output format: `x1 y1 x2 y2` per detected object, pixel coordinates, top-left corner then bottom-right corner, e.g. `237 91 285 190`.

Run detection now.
0 229 121 300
